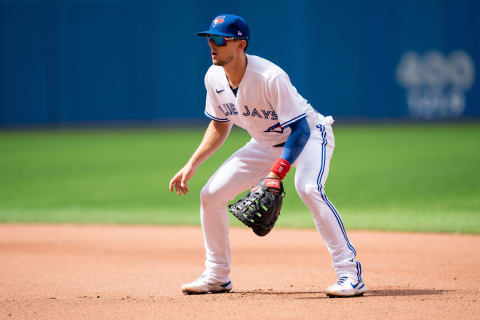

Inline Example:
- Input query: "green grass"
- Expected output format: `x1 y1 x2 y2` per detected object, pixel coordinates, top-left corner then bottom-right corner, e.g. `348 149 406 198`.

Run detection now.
1 123 479 233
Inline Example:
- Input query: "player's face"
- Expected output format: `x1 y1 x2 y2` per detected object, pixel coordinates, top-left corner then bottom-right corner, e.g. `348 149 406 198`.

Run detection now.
208 38 245 66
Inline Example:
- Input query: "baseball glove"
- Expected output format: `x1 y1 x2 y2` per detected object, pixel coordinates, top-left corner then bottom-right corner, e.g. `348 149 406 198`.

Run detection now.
229 178 285 237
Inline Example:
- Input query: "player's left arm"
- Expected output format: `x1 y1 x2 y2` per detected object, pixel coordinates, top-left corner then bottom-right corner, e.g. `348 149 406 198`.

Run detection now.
268 117 310 179
264 72 311 180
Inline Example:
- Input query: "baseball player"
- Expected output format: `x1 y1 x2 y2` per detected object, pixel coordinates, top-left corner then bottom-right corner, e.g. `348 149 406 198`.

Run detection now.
169 14 365 297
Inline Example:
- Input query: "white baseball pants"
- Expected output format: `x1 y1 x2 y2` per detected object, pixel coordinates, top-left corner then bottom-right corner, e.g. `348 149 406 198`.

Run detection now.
200 118 363 283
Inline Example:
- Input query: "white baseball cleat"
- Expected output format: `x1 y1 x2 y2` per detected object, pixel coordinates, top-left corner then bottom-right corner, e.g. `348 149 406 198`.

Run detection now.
325 276 366 297
181 274 233 295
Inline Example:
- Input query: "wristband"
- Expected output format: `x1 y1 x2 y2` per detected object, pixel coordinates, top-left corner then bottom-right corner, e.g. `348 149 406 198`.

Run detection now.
270 158 291 180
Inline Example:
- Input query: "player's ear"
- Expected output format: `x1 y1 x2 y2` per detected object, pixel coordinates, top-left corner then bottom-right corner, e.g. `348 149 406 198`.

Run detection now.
240 39 248 52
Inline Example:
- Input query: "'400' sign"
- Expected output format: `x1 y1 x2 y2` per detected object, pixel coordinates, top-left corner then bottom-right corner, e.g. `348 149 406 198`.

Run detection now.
396 50 475 119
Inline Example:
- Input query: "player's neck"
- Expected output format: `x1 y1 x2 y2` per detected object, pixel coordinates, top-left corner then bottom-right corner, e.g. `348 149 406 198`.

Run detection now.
223 54 247 89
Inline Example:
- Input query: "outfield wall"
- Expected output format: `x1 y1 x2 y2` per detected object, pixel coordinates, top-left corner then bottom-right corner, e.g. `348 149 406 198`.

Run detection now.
0 0 479 126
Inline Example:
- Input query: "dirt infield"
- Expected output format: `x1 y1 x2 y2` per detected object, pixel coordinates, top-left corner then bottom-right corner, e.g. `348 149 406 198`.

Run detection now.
1 224 479 320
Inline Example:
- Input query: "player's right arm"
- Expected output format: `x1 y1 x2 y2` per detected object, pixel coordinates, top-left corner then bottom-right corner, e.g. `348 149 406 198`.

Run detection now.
169 120 232 196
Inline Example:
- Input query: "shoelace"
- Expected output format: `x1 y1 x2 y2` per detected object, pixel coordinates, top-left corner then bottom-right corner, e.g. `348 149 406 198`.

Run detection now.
337 276 348 285
197 274 208 281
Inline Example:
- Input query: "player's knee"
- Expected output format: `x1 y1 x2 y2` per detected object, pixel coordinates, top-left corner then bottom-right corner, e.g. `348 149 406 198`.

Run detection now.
200 186 212 203
200 185 222 204
295 183 319 199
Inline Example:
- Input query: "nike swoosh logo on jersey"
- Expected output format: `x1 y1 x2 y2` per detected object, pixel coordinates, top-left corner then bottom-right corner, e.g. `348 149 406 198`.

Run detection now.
216 89 224 93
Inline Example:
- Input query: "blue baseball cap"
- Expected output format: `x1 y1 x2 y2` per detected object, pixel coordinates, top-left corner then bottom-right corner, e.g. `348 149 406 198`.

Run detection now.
197 14 249 41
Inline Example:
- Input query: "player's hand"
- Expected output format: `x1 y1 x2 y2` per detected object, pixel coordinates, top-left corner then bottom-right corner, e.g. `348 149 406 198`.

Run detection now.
266 171 281 179
169 164 196 196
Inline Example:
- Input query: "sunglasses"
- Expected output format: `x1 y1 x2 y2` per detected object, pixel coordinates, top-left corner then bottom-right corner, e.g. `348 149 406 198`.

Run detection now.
207 35 248 46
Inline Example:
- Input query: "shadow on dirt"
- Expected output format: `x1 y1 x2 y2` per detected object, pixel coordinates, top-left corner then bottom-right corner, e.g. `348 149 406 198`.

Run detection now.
366 289 449 297
230 289 449 299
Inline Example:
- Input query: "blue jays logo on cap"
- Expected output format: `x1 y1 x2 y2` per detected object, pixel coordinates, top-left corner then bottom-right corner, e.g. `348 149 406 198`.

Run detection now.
197 14 250 41
213 16 225 27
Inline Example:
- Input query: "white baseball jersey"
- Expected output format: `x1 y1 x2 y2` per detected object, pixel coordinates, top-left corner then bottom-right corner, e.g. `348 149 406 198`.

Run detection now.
198 54 362 286
204 54 325 147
